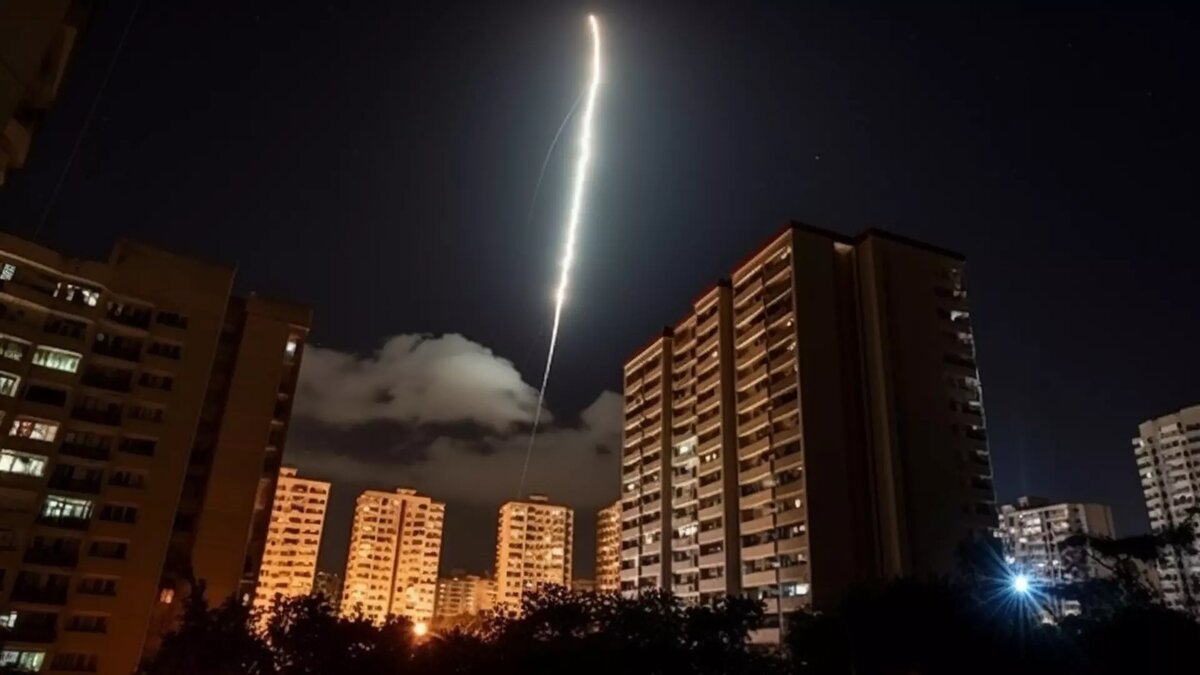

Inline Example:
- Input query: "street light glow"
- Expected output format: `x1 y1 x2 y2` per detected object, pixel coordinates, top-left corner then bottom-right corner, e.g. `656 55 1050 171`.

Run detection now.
413 621 429 638
1012 573 1031 594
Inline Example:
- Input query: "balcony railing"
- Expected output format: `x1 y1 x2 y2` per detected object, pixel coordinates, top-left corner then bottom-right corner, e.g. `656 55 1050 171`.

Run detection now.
71 407 122 426
9 585 69 605
23 547 80 567
58 443 111 461
37 514 92 531
47 476 102 494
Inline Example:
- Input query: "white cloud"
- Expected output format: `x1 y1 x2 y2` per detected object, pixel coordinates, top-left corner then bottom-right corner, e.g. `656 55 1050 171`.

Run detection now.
295 333 543 431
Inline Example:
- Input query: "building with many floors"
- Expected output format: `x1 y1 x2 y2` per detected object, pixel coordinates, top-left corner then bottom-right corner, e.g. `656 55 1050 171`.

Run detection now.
0 232 310 674
595 500 621 593
433 572 495 621
1134 404 1200 611
619 223 996 642
998 496 1116 615
341 488 444 624
252 467 330 617
495 495 573 611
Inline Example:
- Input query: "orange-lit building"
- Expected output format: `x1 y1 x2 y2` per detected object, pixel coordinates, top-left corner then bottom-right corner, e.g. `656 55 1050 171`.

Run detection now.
495 495 573 611
0 232 310 674
595 500 620 593
252 467 330 617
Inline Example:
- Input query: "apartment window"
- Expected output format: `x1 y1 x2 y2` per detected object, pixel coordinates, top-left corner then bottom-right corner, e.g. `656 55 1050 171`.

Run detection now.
23 383 67 407
155 311 189 329
147 341 182 360
65 615 108 633
108 469 147 489
0 334 28 362
42 495 93 521
0 371 18 397
285 337 300 358
9 418 59 442
31 345 81 373
0 449 48 477
54 282 100 307
137 372 173 391
77 577 117 596
88 540 127 560
0 611 14 629
44 316 87 340
0 650 45 672
98 504 138 524
0 264 15 281
127 404 163 423
50 652 98 672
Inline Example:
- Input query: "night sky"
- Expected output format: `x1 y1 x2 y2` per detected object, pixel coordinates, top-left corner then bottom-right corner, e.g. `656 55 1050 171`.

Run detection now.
2 1 1198 580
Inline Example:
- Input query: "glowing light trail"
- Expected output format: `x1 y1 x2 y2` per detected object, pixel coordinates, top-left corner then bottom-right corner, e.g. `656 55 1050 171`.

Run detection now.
517 15 603 498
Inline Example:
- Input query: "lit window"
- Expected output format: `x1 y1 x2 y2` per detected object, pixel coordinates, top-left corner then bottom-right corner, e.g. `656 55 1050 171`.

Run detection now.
0 650 45 672
9 418 58 442
159 588 175 604
0 372 18 397
0 264 15 281
42 495 93 520
0 449 48 477
0 334 28 362
31 346 81 373
0 611 15 628
285 337 300 358
54 282 100 307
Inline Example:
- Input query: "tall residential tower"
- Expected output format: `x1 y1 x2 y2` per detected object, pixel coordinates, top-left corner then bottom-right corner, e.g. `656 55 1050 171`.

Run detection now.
0 233 310 674
595 501 621 593
252 467 330 617
1134 404 1200 611
495 495 573 610
620 224 996 642
341 488 444 624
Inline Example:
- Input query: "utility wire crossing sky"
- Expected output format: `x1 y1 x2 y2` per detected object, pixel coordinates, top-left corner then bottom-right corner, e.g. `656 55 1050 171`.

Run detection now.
518 14 604 498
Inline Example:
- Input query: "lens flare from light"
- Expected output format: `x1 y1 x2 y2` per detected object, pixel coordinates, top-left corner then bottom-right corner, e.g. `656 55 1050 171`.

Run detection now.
1012 574 1031 594
518 15 603 497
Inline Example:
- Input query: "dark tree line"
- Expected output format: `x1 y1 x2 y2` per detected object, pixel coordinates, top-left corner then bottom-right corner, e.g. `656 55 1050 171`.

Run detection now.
141 523 1199 675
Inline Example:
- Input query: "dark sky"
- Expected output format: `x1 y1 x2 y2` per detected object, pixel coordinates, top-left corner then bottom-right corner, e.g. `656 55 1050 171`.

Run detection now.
2 1 1198 580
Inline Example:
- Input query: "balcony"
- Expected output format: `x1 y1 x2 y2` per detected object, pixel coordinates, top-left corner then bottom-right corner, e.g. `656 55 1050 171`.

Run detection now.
777 535 807 555
9 585 69 605
734 277 763 306
47 475 102 495
740 487 773 511
71 407 122 426
37 514 91 531
740 513 774 534
698 550 725 567
674 581 699 594
743 569 778 588
620 547 639 561
698 576 727 593
738 461 771 485
737 364 767 391
642 563 661 578
58 442 111 461
698 479 723 499
3 622 58 642
741 541 777 560
92 340 141 363
698 527 724 545
23 547 79 567
775 507 804 527
698 502 723 521
674 555 699 571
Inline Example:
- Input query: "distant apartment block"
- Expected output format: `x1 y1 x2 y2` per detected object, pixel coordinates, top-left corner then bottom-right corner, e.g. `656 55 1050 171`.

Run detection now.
495 495 573 610
341 488 444 623
1134 404 1200 611
433 572 495 620
312 570 342 611
595 500 621 592
0 0 93 186
998 496 1116 615
620 223 996 642
252 467 330 616
0 232 311 675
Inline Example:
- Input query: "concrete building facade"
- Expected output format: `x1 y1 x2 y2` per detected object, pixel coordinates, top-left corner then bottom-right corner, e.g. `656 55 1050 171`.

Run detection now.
495 495 573 611
0 232 310 674
341 488 444 624
595 500 621 593
312 570 342 611
998 496 1116 615
433 573 495 621
620 223 996 642
1134 404 1200 611
252 467 330 616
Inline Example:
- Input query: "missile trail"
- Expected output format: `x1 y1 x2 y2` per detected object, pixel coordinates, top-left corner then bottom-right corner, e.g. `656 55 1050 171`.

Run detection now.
517 15 603 498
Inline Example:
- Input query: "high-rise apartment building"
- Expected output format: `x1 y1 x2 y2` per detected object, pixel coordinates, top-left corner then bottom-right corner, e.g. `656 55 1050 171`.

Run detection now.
252 467 330 616
312 570 342 611
595 500 621 593
341 488 444 624
495 495 573 610
621 223 996 642
0 0 93 186
998 496 1115 615
1134 404 1200 611
433 573 495 620
0 233 310 674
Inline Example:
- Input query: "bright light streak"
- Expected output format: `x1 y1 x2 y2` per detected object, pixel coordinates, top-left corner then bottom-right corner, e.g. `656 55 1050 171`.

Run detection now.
517 15 603 497
1012 574 1031 594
